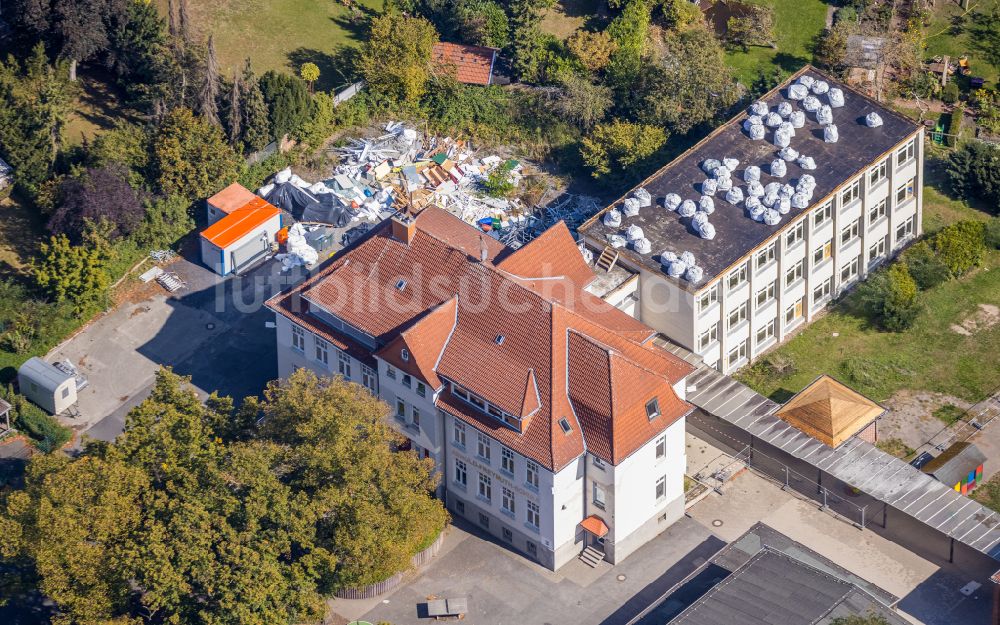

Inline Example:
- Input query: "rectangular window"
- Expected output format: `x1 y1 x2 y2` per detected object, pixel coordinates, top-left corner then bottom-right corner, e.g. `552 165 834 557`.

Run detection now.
896 138 916 166
593 483 606 509
411 406 420 428
698 285 719 313
813 240 832 265
454 459 467 486
728 301 748 330
698 323 718 351
477 432 491 462
869 237 886 263
655 435 666 459
416 381 426 398
813 278 833 304
727 340 748 368
526 501 540 530
756 281 776 308
452 384 468 400
502 527 513 542
645 398 661 420
314 337 329 366
501 447 515 474
869 198 887 224
479 473 492 502
896 216 915 241
785 298 804 324
869 158 888 186
361 365 377 393
756 242 776 268
785 220 805 247
785 259 804 286
526 461 539 489
840 177 861 206
395 399 406 420
401 373 412 389
841 218 860 245
453 421 466 447
896 178 915 205
337 351 351 379
727 263 748 290
479 513 489 529
592 455 606 471
386 365 396 380
756 319 776 345
655 475 667 501
840 256 861 282
812 201 833 228
455 500 465 516
291 325 305 351
502 487 515 515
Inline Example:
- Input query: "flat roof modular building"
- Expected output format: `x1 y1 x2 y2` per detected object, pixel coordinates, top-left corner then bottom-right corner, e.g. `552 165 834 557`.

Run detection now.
579 66 924 374
200 197 282 276
17 357 77 415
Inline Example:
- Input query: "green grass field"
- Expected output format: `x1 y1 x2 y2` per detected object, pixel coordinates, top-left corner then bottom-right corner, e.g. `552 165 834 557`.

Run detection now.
737 185 1000 404
158 0 383 91
722 0 830 86
923 0 999 86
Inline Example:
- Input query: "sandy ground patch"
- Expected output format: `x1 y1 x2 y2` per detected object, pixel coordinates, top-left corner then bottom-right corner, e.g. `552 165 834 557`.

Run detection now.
879 390 972 450
950 303 1000 336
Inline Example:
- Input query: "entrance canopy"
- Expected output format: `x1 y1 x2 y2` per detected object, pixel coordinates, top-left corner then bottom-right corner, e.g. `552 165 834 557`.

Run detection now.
581 515 609 538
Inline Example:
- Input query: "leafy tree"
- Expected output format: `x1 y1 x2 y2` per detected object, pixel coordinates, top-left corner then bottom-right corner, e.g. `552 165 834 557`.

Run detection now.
941 81 960 104
300 62 320 93
902 240 949 290
932 220 987 277
566 30 618 73
240 59 273 152
508 0 555 83
483 161 515 197
552 73 612 129
259 369 448 589
13 0 126 80
580 120 666 178
946 141 1000 206
105 0 173 108
133 194 195 249
458 0 510 48
725 4 776 52
87 121 152 188
152 107 241 200
360 14 438 103
34 234 112 310
970 88 1000 135
859 263 921 331
632 23 740 135
660 0 702 30
298 91 337 149
260 71 314 140
985 217 1000 250
606 0 650 88
48 166 146 242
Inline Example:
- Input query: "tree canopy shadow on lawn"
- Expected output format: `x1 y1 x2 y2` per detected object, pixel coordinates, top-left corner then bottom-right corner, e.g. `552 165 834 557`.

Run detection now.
329 4 379 47
287 46 361 93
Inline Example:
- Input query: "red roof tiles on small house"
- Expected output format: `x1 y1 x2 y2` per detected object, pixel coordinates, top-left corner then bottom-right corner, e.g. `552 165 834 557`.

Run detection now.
265 206 694 471
432 42 497 86
495 221 596 289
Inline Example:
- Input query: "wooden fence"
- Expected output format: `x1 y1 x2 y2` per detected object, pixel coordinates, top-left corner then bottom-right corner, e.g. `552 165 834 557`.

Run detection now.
333 529 445 600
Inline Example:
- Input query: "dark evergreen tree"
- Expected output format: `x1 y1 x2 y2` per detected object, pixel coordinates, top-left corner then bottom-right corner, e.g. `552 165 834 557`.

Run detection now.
199 35 221 127
240 59 272 152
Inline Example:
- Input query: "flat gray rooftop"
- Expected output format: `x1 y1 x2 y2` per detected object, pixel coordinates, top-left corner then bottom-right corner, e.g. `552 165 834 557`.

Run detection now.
580 66 919 291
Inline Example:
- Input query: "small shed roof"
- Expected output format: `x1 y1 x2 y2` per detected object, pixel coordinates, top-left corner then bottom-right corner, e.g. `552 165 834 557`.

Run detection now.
432 42 497 86
200 198 281 249
18 357 73 393
207 182 258 214
773 375 884 448
921 442 987 486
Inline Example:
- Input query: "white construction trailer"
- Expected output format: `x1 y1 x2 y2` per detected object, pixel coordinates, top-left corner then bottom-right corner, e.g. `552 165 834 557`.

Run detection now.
18 357 78 415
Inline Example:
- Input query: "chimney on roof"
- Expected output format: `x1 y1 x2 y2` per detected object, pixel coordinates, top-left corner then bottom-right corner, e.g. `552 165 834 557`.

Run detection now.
390 211 416 245
478 235 489 263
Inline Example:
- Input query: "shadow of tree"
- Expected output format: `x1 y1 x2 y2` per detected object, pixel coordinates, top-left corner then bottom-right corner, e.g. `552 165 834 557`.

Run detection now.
968 10 1000 70
287 46 361 93
772 52 809 75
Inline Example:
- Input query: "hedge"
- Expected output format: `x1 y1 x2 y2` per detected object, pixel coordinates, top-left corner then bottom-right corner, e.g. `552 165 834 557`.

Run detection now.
946 104 964 147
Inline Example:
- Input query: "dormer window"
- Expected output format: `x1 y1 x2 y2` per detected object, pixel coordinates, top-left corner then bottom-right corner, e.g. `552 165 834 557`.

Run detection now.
495 335 505 345
558 418 572 434
401 348 410 361
645 398 661 420
396 279 407 290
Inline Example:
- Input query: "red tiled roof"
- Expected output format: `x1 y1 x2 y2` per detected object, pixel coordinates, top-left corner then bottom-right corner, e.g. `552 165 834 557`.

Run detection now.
432 42 497 86
581 514 609 537
496 222 596 289
208 182 257 214
266 206 694 470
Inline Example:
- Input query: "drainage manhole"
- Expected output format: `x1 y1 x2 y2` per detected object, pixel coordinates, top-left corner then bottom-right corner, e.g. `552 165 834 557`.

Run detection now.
712 519 724 527
616 574 627 582
206 323 216 330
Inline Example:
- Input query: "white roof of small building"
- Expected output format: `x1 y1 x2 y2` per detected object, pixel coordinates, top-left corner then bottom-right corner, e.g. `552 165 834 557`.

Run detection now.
18 357 73 393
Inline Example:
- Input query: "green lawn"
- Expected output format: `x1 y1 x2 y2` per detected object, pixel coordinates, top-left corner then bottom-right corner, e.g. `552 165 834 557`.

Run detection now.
923 0 999 87
723 0 830 86
158 0 383 91
737 186 1000 404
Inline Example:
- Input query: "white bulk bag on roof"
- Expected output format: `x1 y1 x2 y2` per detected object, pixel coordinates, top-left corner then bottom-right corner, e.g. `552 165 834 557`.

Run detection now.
764 209 781 226
701 159 721 174
828 88 845 108
717 176 733 192
817 105 833 125
667 259 687 277
746 195 762 212
633 238 652 254
790 110 806 128
684 264 704 282
664 193 682 211
824 124 839 143
747 180 765 197
750 100 769 116
779 146 799 161
749 124 766 140
798 155 817 170
626 224 644 242
777 101 793 118
762 190 778 207
773 127 791 148
791 192 810 209
275 167 292 184
770 159 787 177
744 165 761 183
789 83 809 100
692 211 709 228
680 251 696 266
623 197 641 216
779 121 795 137
578 243 594 264
812 80 830 95
713 165 731 179
723 157 740 171
798 174 816 189
749 203 766 221
603 209 622 228
743 115 763 131
803 95 821 112
609 233 626 248
777 197 791 214
866 112 884 128
659 250 677 265
764 182 782 195
765 112 783 128
780 183 795 198
634 187 652 207
702 178 718 196
798 75 815 88
678 199 697 217
726 186 745 205
698 195 715 214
